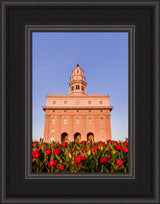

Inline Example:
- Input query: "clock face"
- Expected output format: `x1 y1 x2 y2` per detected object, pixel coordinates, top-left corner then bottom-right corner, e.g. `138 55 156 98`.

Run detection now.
75 76 82 80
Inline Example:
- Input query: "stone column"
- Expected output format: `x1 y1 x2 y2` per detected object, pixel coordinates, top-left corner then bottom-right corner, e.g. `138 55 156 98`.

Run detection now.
43 113 50 143
81 115 86 141
55 115 61 143
94 115 99 142
68 115 74 142
105 112 112 140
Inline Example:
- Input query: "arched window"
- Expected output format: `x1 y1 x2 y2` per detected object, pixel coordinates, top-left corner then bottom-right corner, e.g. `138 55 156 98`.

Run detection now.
88 117 92 125
76 117 79 124
51 118 55 124
61 132 68 143
81 86 84 91
72 86 74 91
87 132 94 142
76 85 80 90
63 117 67 124
77 70 79 73
74 132 81 142
100 117 104 124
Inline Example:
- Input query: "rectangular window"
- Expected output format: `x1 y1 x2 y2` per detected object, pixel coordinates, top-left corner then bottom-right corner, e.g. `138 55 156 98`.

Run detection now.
100 117 104 124
76 117 79 124
53 101 56 105
88 117 92 124
51 118 55 124
64 101 68 105
63 117 67 124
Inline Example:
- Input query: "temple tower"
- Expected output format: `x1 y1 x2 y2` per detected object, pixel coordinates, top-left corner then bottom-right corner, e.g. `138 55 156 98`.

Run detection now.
69 60 87 96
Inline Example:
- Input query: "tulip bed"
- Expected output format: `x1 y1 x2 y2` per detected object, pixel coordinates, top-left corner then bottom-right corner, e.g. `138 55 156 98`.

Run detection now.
32 139 128 173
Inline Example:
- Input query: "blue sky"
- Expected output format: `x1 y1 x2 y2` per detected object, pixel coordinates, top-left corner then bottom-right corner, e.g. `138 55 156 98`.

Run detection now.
32 32 128 142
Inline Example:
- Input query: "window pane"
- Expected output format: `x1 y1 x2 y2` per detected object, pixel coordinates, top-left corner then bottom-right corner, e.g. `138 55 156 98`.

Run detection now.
51 118 55 124
100 117 104 124
76 117 79 124
81 86 84 91
63 117 67 124
88 117 92 124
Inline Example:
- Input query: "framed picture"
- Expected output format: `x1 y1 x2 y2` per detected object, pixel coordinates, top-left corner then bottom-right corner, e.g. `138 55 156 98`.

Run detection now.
1 1 159 203
30 28 131 176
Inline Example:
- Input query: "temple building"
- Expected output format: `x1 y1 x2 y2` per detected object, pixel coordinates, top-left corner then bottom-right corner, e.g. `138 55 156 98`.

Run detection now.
42 60 113 143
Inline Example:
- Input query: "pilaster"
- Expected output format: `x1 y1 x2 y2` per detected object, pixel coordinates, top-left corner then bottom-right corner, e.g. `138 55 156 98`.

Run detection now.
43 113 50 143
105 112 112 140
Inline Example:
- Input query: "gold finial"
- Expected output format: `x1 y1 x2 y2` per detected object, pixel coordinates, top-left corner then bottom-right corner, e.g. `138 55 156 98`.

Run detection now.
77 59 79 67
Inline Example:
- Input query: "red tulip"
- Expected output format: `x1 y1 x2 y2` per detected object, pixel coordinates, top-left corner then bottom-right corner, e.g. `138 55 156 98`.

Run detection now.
114 141 118 145
116 159 124 166
94 145 99 150
81 141 86 145
116 144 121 151
100 157 107 164
98 141 105 146
32 141 39 146
45 149 52 155
107 154 111 159
123 140 128 146
80 152 85 161
75 155 81 164
53 147 61 155
48 159 58 167
59 164 65 171
107 139 112 144
91 146 95 151
33 147 38 151
122 147 128 153
32 149 39 158
62 142 68 147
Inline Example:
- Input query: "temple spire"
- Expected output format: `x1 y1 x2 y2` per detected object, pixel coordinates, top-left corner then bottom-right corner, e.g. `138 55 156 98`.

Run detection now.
77 59 79 67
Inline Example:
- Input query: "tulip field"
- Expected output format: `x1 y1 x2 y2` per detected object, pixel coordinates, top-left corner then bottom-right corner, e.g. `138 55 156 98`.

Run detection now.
32 139 128 173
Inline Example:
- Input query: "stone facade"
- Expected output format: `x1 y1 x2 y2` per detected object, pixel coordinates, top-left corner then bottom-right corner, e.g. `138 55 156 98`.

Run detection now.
42 61 113 143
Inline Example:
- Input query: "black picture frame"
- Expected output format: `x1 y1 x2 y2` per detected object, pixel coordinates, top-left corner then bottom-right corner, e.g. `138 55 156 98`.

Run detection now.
25 25 135 179
0 1 159 203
